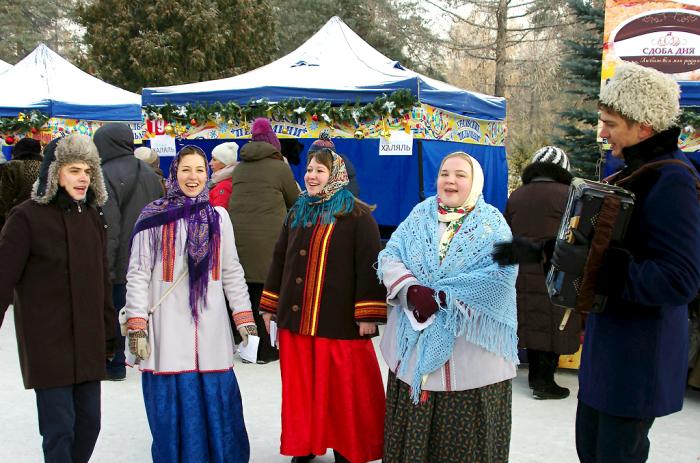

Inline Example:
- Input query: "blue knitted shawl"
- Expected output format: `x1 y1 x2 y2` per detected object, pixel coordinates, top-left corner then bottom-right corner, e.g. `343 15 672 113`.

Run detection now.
377 195 519 402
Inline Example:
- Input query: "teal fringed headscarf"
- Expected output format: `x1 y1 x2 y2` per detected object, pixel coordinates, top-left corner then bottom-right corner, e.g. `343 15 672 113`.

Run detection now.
287 150 355 228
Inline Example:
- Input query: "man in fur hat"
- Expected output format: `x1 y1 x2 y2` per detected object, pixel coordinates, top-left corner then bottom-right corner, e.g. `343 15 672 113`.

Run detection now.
0 134 114 462
555 61 700 462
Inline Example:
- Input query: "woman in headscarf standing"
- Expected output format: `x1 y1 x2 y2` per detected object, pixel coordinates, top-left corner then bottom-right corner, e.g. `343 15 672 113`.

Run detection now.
377 152 519 463
260 148 387 463
123 145 257 463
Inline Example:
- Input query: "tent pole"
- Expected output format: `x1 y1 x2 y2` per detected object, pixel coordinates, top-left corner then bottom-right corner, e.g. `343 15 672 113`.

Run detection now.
417 140 425 201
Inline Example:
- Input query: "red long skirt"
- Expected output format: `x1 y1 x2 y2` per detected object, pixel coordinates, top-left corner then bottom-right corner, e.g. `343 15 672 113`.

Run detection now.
279 329 385 463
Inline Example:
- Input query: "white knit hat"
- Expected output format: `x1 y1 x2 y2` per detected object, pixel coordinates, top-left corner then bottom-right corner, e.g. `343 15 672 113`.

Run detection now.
531 146 570 171
599 61 680 132
211 142 239 166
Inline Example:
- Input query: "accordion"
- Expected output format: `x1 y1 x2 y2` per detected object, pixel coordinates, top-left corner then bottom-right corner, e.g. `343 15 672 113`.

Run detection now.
546 178 635 314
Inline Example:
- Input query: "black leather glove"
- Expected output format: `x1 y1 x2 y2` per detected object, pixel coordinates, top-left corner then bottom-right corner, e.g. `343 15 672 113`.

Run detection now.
551 239 589 276
492 236 544 266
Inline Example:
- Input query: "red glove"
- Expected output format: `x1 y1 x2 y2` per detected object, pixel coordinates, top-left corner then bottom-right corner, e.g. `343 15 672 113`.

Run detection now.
407 285 446 323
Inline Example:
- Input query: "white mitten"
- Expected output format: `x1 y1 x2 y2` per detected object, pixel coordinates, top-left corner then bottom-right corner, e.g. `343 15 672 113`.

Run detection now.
128 330 151 361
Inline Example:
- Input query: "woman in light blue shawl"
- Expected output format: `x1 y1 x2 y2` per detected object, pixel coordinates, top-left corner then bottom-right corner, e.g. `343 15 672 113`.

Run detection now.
378 151 518 463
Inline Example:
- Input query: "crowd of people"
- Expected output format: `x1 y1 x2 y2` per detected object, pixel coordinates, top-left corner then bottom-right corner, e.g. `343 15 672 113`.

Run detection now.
0 60 698 463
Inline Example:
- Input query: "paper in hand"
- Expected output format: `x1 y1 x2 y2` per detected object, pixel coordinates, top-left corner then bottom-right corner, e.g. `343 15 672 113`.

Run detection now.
238 335 260 363
269 320 278 348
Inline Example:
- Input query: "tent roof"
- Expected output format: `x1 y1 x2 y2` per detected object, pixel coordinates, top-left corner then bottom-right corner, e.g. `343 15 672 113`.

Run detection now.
143 17 505 120
680 81 700 107
0 44 141 121
0 59 11 74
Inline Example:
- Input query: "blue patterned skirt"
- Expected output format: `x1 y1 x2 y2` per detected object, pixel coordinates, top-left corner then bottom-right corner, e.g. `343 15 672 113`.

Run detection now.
142 369 250 463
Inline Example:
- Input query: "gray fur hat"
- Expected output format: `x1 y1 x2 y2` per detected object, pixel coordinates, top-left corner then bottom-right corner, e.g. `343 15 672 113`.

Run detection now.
599 61 680 132
531 146 570 171
31 134 108 206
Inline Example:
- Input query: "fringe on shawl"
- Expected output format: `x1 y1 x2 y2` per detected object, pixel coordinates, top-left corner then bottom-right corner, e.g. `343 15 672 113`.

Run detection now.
286 188 355 228
378 195 519 403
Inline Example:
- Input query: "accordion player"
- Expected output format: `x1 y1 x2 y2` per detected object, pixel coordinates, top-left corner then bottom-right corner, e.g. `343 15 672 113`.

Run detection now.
546 178 635 326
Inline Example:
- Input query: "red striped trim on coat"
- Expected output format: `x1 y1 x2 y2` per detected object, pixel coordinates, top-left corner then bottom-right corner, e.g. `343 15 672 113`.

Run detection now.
260 290 279 313
211 240 221 281
126 317 148 331
161 222 176 282
300 222 335 336
388 273 415 294
354 300 388 319
232 310 255 327
444 360 452 392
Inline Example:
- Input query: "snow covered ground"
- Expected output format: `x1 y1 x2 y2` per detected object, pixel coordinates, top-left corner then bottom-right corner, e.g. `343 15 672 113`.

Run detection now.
1 307 698 462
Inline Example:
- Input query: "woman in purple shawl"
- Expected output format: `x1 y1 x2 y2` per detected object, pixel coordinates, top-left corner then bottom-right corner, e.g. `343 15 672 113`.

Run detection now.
122 145 258 463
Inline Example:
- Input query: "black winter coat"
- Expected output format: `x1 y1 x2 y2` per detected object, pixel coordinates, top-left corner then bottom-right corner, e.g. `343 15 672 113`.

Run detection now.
505 162 581 354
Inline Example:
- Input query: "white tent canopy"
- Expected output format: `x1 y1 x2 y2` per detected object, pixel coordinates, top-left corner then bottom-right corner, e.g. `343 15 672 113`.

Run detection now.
0 44 141 121
143 17 504 119
0 59 11 74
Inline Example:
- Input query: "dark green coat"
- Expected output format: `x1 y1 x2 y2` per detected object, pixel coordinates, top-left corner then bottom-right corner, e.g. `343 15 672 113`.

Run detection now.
228 141 299 283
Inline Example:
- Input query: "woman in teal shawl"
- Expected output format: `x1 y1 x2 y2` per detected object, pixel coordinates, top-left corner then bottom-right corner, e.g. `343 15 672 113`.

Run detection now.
378 152 518 463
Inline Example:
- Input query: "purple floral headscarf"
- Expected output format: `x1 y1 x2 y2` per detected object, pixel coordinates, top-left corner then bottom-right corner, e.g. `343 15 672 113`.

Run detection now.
132 146 220 320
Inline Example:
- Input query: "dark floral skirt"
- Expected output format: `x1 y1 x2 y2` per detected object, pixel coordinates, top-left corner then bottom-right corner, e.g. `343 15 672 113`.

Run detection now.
383 371 512 463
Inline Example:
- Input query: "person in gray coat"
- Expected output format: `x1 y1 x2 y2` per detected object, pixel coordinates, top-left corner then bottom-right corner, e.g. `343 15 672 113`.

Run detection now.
93 123 164 380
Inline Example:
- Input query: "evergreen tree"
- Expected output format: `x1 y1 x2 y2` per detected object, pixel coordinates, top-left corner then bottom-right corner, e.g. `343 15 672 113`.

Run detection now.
0 0 81 63
76 0 278 92
554 0 604 179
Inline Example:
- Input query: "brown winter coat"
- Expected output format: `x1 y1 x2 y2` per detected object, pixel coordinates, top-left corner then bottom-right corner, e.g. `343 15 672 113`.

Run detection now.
228 141 300 283
260 209 387 340
505 162 581 355
0 157 42 223
0 197 114 389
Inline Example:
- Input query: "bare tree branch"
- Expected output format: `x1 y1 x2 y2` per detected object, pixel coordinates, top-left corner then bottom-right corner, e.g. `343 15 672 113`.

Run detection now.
424 0 498 30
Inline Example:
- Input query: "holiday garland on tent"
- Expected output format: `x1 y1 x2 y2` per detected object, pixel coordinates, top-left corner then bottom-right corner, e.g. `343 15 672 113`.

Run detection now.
143 89 419 127
679 108 700 133
0 111 50 141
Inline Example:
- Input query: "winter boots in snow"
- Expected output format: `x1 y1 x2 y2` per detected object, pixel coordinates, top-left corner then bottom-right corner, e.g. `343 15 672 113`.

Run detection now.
527 349 570 400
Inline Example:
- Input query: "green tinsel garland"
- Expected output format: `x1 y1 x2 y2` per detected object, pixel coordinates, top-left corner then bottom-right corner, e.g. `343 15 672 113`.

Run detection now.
679 108 700 132
143 89 418 126
0 110 50 136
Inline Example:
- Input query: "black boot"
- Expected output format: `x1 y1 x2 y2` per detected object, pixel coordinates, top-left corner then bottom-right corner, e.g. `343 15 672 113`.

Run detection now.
532 352 570 400
291 455 315 463
333 450 350 463
527 349 544 390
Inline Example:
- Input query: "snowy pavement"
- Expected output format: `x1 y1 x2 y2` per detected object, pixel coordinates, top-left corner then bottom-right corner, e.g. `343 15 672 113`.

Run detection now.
1 307 699 462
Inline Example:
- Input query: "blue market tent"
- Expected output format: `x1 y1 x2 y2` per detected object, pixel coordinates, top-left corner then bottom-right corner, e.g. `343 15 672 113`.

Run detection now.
0 44 141 121
143 17 507 226
680 81 700 107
